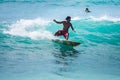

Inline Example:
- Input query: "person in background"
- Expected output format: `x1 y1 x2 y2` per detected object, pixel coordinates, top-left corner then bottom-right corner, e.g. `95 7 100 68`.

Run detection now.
85 8 91 13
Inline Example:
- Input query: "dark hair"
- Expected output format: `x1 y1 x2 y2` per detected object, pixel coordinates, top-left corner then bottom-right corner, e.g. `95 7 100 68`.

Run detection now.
66 16 71 20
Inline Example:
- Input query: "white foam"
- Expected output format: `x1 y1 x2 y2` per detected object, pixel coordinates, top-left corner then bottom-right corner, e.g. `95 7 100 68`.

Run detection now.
72 16 81 20
90 15 120 22
72 16 120 22
4 18 56 40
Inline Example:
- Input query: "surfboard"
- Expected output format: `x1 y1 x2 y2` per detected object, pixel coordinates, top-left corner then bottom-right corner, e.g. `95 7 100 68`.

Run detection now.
52 39 81 46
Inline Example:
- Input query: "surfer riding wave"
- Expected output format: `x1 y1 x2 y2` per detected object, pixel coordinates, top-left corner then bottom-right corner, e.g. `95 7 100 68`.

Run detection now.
53 16 76 40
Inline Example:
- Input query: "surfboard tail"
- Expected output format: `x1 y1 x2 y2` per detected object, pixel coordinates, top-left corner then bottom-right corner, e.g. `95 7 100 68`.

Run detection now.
52 39 81 46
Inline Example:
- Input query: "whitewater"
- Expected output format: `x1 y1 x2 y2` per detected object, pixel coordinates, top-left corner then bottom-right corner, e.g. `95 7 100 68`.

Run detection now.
0 0 120 80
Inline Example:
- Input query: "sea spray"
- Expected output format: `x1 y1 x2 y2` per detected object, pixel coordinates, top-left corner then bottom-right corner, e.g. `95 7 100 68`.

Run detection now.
3 18 56 40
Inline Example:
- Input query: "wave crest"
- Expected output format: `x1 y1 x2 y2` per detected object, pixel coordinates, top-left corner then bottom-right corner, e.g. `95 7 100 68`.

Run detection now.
3 18 56 40
72 15 120 22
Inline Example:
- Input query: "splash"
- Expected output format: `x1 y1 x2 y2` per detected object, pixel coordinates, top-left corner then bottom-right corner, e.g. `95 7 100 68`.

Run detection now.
3 18 56 40
72 16 120 22
90 15 120 22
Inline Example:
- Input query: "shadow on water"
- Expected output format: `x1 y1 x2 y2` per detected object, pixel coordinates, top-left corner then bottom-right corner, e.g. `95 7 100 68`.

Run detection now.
52 43 81 75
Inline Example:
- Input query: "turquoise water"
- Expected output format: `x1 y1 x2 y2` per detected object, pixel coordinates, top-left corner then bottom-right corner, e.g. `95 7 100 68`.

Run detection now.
0 0 120 80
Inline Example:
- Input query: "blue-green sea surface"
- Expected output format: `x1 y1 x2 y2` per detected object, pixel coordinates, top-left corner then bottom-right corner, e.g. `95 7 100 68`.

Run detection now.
0 0 120 80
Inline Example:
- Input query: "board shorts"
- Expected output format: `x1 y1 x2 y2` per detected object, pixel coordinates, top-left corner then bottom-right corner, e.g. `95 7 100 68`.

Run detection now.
54 30 69 38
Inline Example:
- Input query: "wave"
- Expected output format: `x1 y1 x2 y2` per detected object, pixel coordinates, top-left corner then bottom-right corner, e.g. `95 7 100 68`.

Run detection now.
0 0 46 3
2 16 120 41
72 15 120 22
3 18 56 40
0 0 120 6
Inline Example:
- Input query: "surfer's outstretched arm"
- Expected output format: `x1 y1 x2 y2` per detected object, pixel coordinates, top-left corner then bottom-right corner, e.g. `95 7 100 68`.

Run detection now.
70 23 76 32
53 19 63 24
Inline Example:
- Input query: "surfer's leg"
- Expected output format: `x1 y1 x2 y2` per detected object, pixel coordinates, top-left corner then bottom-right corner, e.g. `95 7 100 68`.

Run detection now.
63 32 69 40
54 30 62 36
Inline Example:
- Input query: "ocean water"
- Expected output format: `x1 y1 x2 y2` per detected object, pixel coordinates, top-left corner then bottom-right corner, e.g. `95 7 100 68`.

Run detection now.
0 0 120 80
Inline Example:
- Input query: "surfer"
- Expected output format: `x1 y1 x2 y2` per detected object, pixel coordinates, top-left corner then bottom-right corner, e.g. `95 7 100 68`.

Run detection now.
53 16 75 40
